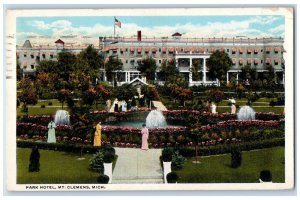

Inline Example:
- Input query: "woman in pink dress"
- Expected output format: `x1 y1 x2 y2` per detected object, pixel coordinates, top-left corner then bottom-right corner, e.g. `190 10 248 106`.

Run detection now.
141 124 149 150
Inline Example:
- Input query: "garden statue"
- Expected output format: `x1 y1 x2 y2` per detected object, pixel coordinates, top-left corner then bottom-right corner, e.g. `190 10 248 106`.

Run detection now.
211 102 217 114
47 120 56 143
106 99 111 112
141 124 149 150
94 122 102 147
28 146 40 172
122 100 127 112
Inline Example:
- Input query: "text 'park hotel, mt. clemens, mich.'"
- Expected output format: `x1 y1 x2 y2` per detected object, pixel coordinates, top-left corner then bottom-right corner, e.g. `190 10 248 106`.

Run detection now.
16 30 285 86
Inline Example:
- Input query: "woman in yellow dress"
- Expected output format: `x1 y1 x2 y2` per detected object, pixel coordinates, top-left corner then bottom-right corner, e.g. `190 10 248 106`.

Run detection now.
93 122 102 147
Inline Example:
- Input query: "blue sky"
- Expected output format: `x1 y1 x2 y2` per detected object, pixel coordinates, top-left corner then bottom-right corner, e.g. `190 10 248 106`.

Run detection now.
16 15 285 45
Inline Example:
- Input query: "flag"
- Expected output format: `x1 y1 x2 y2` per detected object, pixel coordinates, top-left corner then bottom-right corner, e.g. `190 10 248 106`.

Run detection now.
115 18 121 28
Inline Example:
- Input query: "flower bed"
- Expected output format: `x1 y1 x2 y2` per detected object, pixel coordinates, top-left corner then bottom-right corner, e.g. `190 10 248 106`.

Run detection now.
17 119 284 148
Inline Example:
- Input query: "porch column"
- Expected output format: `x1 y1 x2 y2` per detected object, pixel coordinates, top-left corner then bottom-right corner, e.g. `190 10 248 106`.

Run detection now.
175 58 179 69
283 72 285 85
236 72 239 84
189 58 193 84
104 71 107 82
203 58 207 83
226 71 229 84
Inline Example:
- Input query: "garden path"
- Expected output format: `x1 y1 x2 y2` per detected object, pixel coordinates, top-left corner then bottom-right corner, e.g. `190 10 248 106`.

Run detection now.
112 148 164 183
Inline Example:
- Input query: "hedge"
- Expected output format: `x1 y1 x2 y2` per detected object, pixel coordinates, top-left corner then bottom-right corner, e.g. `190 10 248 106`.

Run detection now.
178 138 285 157
17 141 112 154
17 138 284 157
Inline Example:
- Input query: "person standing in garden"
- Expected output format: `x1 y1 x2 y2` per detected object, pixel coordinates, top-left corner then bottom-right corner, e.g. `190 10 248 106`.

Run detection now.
94 122 102 147
141 124 149 150
47 119 56 143
28 146 40 172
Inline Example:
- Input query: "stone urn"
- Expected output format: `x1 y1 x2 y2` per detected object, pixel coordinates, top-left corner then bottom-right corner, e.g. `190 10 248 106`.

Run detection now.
103 163 113 184
163 161 172 184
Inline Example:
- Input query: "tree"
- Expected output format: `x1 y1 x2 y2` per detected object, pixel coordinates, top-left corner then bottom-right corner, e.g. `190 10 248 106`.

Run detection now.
138 57 157 82
76 45 104 78
240 64 257 86
113 84 136 102
264 65 277 91
19 78 38 113
57 89 71 109
81 87 98 107
174 86 193 107
57 52 77 80
160 59 179 82
192 60 201 81
207 89 224 104
105 56 123 86
36 60 59 75
16 60 23 80
207 50 232 85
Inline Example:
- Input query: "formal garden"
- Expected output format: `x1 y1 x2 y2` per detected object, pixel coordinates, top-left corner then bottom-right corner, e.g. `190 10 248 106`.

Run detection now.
16 45 285 184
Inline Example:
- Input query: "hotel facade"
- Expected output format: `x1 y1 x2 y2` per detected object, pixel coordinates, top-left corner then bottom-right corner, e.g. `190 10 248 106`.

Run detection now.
17 31 285 86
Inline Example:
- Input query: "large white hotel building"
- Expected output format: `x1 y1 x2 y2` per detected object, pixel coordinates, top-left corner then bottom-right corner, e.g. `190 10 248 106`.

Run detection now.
17 31 285 86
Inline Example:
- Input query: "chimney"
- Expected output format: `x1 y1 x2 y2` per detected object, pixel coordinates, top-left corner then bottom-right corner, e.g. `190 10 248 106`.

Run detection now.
137 30 141 41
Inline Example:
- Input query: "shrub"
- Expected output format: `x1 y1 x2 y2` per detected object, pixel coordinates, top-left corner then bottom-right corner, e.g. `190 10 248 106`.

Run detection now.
48 102 53 106
171 151 186 170
28 146 40 172
231 148 242 168
97 174 109 184
41 104 46 108
162 148 174 162
260 170 272 182
102 145 116 155
166 172 178 183
89 151 104 173
103 152 115 163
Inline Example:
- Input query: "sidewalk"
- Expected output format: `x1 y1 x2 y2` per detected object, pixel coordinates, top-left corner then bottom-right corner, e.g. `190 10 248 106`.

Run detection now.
112 148 163 184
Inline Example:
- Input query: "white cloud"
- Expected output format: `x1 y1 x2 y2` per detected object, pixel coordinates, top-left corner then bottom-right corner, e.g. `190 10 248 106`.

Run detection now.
19 18 284 45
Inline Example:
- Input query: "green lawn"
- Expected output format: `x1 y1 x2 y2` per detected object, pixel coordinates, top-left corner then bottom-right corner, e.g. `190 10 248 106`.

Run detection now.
17 107 71 116
17 148 107 184
175 147 285 183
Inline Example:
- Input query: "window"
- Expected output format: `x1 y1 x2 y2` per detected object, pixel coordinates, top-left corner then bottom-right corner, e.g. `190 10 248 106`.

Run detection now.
159 60 161 64
50 55 54 59
31 55 34 59
31 65 34 69
227 49 229 53
24 54 27 58
159 48 161 52
42 54 46 59
126 60 128 63
261 60 263 64
23 65 27 69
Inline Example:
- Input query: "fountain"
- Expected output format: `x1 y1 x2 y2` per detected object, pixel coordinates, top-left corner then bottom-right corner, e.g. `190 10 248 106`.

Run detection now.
146 110 167 128
54 110 70 125
237 106 256 120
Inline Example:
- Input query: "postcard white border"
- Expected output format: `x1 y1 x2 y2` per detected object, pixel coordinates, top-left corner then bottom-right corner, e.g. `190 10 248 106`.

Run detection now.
5 7 294 191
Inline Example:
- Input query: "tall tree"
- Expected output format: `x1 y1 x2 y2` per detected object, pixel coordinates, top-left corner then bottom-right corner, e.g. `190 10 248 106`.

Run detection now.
19 78 38 113
76 45 104 78
36 60 59 75
240 64 257 84
105 56 123 86
192 59 201 81
57 52 77 80
160 59 179 82
206 50 232 85
138 57 157 82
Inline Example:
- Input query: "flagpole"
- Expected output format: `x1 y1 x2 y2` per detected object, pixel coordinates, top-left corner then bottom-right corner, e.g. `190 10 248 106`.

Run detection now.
114 17 115 38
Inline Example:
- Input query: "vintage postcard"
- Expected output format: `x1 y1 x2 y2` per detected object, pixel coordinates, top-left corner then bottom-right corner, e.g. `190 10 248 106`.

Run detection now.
5 7 294 191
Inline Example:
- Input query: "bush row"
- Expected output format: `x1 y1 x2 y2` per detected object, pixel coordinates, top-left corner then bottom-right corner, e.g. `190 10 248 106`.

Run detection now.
17 140 115 154
17 138 284 158
177 138 285 157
